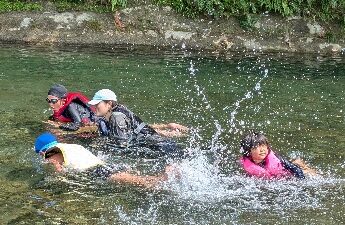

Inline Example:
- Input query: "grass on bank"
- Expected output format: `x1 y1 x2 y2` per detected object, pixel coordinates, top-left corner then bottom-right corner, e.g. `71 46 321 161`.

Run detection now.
0 0 113 12
155 0 345 29
0 0 42 12
0 0 344 30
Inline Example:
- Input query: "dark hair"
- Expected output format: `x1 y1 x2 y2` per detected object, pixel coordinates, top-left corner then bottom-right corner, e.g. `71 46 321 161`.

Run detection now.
103 100 118 109
240 131 269 156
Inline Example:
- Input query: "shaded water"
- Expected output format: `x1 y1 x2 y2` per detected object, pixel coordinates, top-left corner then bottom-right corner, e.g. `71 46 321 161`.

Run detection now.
0 44 344 224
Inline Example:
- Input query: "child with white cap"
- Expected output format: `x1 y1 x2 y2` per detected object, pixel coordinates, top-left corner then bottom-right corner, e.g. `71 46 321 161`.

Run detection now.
88 89 187 155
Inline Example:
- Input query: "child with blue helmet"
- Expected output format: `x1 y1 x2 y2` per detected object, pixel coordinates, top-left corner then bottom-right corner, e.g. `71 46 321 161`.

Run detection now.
34 132 171 187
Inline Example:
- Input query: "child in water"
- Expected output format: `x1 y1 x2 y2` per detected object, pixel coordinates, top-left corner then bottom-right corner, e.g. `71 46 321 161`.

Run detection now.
46 84 96 131
34 132 169 188
88 89 188 155
239 131 306 179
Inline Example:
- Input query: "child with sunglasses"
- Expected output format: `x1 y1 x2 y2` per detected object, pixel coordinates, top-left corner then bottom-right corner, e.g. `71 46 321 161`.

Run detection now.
34 132 170 188
46 84 96 131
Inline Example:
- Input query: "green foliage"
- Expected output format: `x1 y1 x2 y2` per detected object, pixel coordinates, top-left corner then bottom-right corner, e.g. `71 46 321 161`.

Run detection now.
0 0 42 12
111 0 127 10
155 0 225 18
155 0 345 26
56 0 128 12
55 0 128 11
0 0 344 29
54 0 111 12
325 31 336 43
238 14 259 31
51 0 112 12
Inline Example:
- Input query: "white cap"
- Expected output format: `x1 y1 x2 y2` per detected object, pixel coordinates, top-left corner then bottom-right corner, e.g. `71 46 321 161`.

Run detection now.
88 89 117 105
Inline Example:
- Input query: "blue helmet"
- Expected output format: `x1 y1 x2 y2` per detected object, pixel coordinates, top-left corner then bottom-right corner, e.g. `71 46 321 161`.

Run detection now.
34 132 58 153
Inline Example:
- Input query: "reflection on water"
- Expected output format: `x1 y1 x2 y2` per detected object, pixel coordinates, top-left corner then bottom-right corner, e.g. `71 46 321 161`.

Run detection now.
0 44 345 224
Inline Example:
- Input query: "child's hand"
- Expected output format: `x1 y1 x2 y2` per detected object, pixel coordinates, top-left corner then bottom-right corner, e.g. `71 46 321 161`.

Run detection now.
164 164 181 180
292 158 318 176
43 120 61 128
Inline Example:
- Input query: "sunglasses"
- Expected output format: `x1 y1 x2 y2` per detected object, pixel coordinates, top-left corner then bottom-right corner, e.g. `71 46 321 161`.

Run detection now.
44 148 60 159
46 98 59 104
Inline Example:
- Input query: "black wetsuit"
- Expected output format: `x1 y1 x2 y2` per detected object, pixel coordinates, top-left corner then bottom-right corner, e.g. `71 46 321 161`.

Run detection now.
59 102 95 131
98 104 180 156
276 154 305 179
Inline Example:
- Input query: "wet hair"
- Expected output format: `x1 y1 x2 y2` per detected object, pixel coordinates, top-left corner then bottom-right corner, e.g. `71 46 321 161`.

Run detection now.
240 131 269 156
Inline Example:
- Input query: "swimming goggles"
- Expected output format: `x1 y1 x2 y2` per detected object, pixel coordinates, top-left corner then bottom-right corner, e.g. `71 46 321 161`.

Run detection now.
46 98 59 104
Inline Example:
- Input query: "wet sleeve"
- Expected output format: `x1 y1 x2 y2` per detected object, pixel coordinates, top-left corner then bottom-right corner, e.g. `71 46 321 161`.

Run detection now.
109 112 131 142
277 155 305 179
66 103 82 123
59 122 80 131
58 104 81 131
97 118 109 136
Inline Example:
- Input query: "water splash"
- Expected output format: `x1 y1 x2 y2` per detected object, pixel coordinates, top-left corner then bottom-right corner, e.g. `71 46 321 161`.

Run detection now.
111 158 345 224
184 60 225 152
226 68 269 134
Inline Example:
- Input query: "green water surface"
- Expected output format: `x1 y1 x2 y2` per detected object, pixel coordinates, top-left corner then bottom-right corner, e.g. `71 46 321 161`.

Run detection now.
0 44 344 224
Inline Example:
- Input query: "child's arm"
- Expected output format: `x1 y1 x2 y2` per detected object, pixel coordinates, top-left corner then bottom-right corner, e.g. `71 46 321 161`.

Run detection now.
291 158 318 176
151 123 189 137
108 164 180 188
277 155 305 179
108 170 168 188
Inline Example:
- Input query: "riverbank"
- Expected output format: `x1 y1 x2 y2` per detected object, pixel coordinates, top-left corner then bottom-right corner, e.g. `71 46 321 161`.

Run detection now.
1 4 344 54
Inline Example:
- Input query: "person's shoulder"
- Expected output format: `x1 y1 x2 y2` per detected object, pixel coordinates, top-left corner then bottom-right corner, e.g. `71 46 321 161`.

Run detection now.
111 110 127 119
269 149 279 157
68 101 83 107
117 104 135 114
58 143 85 150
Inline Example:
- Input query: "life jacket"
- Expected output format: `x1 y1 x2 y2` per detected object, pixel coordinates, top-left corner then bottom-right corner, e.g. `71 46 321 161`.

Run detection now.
240 150 292 179
114 105 154 135
57 143 104 172
99 104 157 137
53 92 95 123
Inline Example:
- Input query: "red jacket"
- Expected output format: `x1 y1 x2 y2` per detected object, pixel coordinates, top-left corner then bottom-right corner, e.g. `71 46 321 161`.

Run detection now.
53 92 94 123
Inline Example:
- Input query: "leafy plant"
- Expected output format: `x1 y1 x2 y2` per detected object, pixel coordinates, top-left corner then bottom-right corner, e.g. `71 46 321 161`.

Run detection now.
155 0 345 27
0 0 42 12
111 0 127 10
325 31 336 43
239 14 258 31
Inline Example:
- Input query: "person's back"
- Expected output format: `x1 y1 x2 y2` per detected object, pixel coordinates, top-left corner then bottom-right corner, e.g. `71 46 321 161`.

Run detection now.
60 100 93 124
54 143 104 171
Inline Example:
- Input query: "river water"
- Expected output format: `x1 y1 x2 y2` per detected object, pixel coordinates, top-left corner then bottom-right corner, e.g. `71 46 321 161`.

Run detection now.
0 44 344 224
